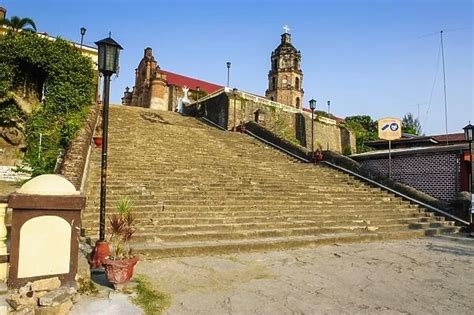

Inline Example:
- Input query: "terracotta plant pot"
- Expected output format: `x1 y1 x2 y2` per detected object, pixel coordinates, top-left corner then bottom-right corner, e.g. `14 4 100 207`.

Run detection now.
102 256 138 288
314 150 324 163
89 241 110 269
93 136 102 148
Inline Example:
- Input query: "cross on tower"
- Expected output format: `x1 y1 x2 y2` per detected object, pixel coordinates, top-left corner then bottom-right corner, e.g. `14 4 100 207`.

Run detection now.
283 25 290 34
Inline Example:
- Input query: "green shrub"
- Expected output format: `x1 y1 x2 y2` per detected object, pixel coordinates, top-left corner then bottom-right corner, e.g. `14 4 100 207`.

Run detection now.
0 32 95 175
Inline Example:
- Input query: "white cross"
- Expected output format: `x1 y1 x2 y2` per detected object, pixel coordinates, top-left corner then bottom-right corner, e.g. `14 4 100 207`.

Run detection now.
283 25 290 33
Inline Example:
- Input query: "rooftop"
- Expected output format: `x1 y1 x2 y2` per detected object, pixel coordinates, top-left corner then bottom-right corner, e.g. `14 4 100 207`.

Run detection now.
159 70 222 94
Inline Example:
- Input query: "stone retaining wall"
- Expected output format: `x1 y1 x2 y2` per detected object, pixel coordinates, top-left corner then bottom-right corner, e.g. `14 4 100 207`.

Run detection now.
58 104 99 190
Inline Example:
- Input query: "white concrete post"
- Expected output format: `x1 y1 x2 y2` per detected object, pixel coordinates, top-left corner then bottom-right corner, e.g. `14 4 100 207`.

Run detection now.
0 202 8 281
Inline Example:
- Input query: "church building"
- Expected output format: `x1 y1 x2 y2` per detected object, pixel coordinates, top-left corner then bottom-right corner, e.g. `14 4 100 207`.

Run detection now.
123 28 304 110
121 47 222 111
265 27 304 109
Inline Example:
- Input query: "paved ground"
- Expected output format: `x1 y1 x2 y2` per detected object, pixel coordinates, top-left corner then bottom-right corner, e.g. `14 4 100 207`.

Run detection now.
134 235 473 315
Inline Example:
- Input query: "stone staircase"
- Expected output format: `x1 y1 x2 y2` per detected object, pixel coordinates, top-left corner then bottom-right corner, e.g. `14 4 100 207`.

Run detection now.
82 106 459 258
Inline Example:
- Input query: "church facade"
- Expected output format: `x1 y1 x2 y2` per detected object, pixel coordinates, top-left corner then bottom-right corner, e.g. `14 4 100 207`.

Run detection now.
121 48 222 111
123 29 304 110
265 29 304 109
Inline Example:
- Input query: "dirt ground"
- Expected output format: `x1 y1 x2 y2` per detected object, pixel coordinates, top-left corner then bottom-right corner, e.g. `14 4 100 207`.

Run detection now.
136 235 474 315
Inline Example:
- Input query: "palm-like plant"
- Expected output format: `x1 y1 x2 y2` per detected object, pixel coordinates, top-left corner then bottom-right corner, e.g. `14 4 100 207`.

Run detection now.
0 16 37 32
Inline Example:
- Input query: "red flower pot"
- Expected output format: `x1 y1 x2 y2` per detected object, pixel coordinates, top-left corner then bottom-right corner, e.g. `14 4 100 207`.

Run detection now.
89 241 110 269
314 150 324 163
93 136 102 148
102 256 138 288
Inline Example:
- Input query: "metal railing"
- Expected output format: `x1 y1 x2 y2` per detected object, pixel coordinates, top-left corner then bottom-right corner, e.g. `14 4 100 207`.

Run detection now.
322 161 469 226
240 127 469 226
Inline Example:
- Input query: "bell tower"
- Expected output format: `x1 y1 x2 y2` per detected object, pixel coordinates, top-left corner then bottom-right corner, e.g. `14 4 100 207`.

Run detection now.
265 26 304 109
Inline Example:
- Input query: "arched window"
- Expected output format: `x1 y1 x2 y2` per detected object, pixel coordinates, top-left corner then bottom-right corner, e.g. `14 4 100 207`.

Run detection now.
272 77 276 90
296 97 300 108
295 77 300 90
272 59 277 70
270 96 274 101
294 58 299 69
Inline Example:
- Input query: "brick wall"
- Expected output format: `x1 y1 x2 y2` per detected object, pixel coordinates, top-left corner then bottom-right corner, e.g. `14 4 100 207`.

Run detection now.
58 104 99 190
359 151 460 201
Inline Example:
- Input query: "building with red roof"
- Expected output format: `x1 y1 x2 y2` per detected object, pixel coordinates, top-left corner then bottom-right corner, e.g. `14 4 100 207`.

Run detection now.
122 47 222 110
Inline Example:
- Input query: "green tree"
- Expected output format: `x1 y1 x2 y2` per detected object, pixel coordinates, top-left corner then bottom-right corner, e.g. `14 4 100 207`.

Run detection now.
344 115 378 153
0 16 37 32
402 113 422 135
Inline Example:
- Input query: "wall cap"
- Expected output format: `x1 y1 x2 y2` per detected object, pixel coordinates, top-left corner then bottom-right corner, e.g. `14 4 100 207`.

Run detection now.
17 174 79 196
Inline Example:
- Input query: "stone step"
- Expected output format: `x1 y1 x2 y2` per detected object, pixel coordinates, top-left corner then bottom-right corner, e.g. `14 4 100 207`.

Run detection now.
85 223 458 244
81 107 459 257
125 228 461 259
84 217 453 235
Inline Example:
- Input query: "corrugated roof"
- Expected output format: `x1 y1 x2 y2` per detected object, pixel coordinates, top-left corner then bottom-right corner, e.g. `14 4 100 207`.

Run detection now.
159 70 222 94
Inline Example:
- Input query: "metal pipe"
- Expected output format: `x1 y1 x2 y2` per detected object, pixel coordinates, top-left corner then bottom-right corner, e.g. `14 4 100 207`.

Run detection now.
99 74 111 241
226 62 231 87
311 108 314 162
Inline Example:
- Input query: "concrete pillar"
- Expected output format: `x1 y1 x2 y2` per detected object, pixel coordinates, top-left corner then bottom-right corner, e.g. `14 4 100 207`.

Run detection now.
7 174 85 288
0 201 7 281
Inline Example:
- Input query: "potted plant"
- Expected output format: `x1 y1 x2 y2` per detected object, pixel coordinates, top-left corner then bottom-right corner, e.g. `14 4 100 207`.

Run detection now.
102 198 138 289
92 136 102 148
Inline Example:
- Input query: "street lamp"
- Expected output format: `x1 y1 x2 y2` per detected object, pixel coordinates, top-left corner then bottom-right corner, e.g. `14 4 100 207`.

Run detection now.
80 27 86 51
327 100 331 114
463 122 473 226
232 88 238 131
226 62 231 87
309 99 317 162
90 34 123 268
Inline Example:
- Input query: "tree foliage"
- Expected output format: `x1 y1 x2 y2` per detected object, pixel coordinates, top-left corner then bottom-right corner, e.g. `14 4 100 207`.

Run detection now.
402 112 422 136
344 115 378 153
0 16 37 32
0 31 95 175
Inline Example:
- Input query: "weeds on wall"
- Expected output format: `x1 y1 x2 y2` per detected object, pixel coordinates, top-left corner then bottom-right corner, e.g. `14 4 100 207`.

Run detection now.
0 32 95 175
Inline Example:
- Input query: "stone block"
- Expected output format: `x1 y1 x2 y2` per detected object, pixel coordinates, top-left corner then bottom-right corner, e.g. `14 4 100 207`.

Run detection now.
12 306 35 314
7 292 37 311
38 287 74 307
35 300 72 315
18 283 32 296
31 277 61 292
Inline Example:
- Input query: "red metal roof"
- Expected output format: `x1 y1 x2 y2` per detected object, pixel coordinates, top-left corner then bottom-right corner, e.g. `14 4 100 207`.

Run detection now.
159 70 222 94
431 133 465 143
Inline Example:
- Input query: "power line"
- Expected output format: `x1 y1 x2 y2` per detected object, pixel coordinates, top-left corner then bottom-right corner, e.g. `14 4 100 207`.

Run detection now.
440 30 449 144
421 40 442 134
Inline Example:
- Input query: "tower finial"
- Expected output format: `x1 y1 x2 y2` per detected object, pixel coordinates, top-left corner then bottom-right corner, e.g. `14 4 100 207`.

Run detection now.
283 25 290 34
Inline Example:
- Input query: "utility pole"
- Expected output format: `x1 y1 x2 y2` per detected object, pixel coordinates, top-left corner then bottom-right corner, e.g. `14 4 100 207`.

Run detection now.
440 30 448 144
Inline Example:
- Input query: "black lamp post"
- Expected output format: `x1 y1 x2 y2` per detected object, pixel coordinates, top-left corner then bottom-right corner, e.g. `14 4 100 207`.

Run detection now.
327 100 331 114
80 27 86 51
309 99 316 162
463 122 473 226
95 35 123 243
226 62 231 87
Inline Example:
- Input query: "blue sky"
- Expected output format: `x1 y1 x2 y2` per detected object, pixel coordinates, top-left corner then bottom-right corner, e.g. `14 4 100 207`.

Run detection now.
2 0 472 135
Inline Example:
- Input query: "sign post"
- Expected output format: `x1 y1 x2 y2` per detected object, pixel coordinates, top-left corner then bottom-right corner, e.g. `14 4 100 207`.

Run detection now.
377 117 402 179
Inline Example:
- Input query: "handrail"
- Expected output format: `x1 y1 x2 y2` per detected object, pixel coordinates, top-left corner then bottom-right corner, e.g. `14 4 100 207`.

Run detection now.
80 105 101 192
242 126 469 226
200 117 227 131
322 160 469 226
244 129 310 163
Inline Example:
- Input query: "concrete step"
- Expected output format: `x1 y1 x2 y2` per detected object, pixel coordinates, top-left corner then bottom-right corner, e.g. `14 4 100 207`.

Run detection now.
130 228 460 259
